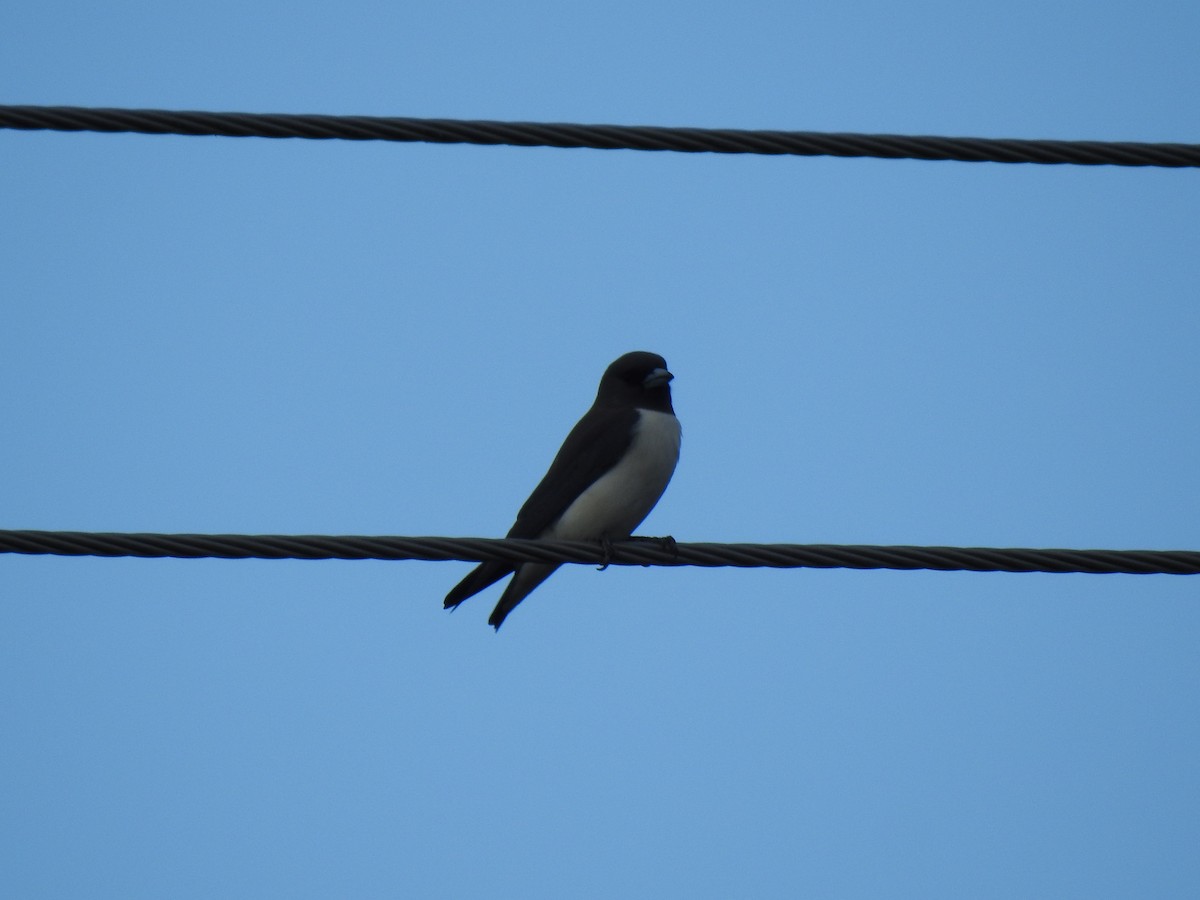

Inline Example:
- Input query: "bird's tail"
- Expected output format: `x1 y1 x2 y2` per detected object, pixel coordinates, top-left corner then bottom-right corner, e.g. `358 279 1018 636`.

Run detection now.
444 562 513 610
487 564 559 630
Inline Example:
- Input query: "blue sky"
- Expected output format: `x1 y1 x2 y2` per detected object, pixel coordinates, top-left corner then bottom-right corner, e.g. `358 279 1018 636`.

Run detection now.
3 2 1199 897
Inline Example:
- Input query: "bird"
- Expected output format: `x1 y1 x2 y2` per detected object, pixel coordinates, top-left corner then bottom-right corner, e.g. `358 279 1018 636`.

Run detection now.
444 351 681 629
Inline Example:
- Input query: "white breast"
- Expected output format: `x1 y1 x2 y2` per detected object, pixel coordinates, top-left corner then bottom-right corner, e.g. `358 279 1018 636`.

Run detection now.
549 409 681 541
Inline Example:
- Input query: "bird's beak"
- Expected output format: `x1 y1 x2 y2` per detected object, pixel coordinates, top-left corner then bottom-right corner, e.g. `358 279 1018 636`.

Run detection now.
643 367 673 389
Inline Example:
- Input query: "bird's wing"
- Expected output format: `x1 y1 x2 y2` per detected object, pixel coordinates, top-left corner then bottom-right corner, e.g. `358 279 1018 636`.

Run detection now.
445 406 637 615
507 405 638 539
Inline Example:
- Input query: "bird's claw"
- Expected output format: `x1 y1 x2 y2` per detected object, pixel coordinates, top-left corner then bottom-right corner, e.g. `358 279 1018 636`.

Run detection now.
597 535 677 570
597 536 614 571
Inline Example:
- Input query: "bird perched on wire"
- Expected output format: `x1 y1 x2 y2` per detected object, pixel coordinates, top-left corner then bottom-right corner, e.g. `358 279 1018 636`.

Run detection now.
444 351 681 629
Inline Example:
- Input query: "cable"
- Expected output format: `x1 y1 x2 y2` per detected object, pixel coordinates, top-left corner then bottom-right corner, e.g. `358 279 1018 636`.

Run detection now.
2 530 1198 575
2 105 1199 168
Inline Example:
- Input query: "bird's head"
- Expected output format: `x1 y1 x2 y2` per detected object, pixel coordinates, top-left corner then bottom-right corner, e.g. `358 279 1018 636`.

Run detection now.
597 351 674 412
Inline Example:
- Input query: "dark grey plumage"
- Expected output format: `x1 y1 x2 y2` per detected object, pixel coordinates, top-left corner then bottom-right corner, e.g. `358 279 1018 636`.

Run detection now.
444 351 680 629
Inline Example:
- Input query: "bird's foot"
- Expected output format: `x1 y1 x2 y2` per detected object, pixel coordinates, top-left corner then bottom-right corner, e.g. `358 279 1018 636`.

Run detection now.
597 535 676 570
597 536 614 571
629 534 677 549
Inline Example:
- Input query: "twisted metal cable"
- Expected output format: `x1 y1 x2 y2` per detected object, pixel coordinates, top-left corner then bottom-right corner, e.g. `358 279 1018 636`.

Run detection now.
2 105 1198 168
2 530 1198 575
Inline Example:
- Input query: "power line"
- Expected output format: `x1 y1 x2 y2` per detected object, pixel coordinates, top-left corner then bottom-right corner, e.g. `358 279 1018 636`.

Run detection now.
2 105 1199 168
2 530 1198 575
